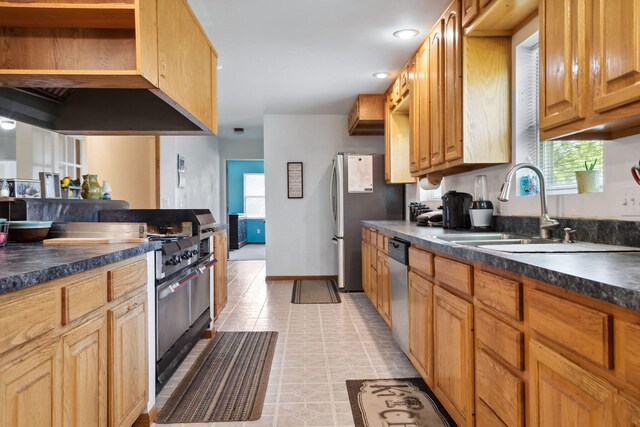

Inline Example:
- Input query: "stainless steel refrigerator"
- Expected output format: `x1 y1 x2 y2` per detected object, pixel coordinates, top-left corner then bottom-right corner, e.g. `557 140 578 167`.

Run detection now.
330 153 404 291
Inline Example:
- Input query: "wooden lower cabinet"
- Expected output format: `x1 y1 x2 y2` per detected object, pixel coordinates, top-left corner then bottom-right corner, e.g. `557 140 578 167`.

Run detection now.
529 339 616 427
361 241 370 296
433 286 474 427
63 315 108 427
377 251 392 327
108 292 148 427
408 271 434 386
0 339 63 427
214 231 228 319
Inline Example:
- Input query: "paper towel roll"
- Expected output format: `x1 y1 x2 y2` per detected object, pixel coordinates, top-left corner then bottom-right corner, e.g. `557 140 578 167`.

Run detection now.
419 173 443 190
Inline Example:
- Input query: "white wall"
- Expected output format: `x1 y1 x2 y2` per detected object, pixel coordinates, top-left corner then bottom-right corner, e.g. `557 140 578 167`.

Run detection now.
264 114 385 277
159 135 222 221
219 138 264 220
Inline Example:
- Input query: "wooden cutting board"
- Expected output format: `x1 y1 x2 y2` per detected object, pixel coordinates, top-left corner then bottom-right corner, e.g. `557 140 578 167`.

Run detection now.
43 237 149 245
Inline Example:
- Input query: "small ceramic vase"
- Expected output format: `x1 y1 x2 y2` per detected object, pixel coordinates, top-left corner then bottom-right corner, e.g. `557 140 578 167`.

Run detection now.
81 174 103 199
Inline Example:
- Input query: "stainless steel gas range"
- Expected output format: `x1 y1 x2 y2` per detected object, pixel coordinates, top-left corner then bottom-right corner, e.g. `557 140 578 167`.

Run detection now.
100 209 218 392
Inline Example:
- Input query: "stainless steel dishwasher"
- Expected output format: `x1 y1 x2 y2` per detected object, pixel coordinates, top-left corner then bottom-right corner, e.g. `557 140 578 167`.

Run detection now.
388 237 410 356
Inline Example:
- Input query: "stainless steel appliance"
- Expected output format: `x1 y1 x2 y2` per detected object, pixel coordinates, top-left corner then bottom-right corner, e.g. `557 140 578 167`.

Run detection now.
442 191 472 230
388 238 410 356
100 209 217 392
330 153 404 291
469 175 494 230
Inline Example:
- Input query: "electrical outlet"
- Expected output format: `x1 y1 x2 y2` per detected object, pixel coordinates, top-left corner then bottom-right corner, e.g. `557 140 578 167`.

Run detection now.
622 187 640 217
256 229 261 234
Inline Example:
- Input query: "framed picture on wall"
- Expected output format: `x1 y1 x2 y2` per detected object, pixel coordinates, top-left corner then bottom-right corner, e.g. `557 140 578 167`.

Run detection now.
39 172 61 199
287 162 303 199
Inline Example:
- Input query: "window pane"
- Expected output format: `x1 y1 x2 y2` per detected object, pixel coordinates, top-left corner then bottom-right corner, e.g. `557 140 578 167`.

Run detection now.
540 140 604 188
245 196 265 218
244 173 265 197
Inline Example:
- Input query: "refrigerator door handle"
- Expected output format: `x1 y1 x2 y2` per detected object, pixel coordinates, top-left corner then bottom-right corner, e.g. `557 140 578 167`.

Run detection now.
330 159 337 230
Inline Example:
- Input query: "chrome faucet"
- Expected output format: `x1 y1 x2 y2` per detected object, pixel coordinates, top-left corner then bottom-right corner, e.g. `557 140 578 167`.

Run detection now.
498 163 560 240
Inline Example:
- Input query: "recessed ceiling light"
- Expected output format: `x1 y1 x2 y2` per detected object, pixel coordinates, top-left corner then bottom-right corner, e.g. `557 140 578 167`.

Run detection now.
0 118 16 131
393 29 420 39
372 72 389 79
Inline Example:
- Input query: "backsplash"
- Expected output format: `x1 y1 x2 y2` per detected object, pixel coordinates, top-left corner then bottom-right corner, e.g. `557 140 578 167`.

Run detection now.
494 216 640 247
0 199 129 222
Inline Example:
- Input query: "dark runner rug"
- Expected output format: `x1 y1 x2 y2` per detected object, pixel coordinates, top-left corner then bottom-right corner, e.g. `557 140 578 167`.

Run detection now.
346 378 457 427
155 331 278 423
292 279 341 304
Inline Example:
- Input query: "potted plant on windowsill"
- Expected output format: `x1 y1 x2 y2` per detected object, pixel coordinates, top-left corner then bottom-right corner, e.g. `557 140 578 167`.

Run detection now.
575 159 601 193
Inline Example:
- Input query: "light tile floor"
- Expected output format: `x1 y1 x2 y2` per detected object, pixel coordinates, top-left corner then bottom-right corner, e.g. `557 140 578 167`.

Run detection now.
153 260 418 427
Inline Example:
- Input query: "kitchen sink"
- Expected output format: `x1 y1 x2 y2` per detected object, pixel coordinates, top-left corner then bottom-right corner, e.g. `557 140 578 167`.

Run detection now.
434 233 558 246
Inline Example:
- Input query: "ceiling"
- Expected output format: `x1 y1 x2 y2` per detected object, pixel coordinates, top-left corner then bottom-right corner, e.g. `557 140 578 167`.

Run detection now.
188 0 450 140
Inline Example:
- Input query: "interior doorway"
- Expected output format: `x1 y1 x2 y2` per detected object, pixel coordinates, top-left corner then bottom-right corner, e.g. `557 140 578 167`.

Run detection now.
226 159 265 261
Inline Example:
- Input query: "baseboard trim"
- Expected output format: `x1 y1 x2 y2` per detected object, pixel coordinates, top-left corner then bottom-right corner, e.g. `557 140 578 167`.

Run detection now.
132 405 158 427
266 275 338 281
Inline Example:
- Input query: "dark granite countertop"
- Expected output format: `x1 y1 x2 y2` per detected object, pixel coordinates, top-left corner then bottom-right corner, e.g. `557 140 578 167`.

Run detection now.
211 223 228 232
0 241 162 295
363 220 640 312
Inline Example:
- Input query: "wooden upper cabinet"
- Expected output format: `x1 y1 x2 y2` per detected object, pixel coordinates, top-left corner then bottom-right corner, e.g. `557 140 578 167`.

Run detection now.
417 44 431 172
348 94 385 136
540 0 587 130
443 0 463 162
428 21 445 167
592 0 640 113
461 0 479 27
384 92 392 182
157 0 215 131
409 58 420 174
433 286 474 427
529 339 616 427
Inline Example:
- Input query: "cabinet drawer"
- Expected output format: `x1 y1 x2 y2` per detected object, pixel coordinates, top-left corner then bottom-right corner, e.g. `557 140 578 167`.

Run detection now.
377 233 388 252
476 348 524 427
435 257 473 295
0 289 59 353
62 273 107 325
528 289 612 369
409 247 434 277
369 229 378 244
476 309 523 370
107 260 147 301
476 270 522 320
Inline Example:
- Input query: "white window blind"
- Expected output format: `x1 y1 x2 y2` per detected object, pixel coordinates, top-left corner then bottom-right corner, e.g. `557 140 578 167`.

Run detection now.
519 42 603 192
244 173 265 218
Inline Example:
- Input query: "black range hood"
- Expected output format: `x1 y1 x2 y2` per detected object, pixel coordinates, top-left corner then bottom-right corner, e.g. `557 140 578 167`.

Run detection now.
0 87 211 135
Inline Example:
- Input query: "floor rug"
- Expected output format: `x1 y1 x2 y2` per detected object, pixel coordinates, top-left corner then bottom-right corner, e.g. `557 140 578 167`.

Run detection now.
346 378 457 427
291 279 341 304
155 331 278 423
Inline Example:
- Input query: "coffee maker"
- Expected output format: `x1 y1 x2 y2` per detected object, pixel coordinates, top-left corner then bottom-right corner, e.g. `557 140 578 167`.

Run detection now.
469 175 493 230
442 191 472 229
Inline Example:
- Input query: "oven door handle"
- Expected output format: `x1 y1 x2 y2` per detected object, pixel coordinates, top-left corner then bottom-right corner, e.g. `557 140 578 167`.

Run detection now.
157 271 199 300
196 258 218 275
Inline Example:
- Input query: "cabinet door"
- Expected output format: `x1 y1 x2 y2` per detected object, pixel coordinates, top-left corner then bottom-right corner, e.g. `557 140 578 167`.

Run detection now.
384 93 392 182
361 242 369 297
108 293 148 427
377 252 392 327
539 0 587 130
0 340 63 427
428 22 445 167
617 392 640 427
369 248 378 308
443 0 463 162
214 232 228 318
63 316 107 427
592 0 640 113
409 57 420 174
462 0 478 27
433 286 474 427
157 0 214 130
417 44 431 172
529 339 616 427
408 272 433 386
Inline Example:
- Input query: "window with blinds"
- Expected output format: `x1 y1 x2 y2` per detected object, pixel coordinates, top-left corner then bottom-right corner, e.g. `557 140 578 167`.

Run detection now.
519 40 604 193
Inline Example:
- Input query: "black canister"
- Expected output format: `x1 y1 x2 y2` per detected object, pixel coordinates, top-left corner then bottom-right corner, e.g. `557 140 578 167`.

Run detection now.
441 191 473 229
